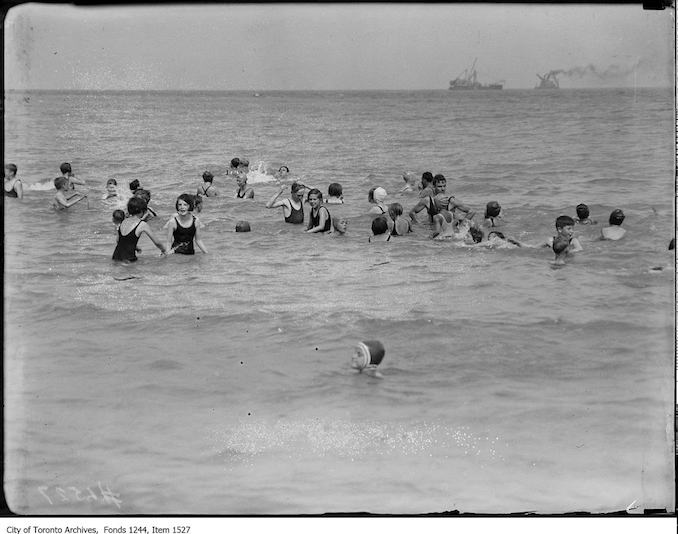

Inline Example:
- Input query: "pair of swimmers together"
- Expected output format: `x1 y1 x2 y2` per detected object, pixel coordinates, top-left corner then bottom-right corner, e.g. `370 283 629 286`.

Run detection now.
265 182 348 235
112 193 208 262
51 162 89 210
196 170 252 199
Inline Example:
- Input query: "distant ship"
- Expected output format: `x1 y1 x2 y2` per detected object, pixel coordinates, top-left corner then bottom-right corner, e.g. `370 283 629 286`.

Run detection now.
536 72 560 89
449 59 503 90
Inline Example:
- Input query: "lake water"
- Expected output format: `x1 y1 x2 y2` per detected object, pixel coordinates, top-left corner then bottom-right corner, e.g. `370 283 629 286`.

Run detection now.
3 88 675 515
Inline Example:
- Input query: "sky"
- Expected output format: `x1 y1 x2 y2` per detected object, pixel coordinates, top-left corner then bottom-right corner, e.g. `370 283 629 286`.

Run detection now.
3 3 674 90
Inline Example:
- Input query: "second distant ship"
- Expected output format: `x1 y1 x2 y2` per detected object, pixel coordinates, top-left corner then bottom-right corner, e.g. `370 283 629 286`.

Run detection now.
449 58 503 90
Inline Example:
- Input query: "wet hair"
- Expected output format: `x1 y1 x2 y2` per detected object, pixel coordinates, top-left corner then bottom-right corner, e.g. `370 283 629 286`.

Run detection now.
5 163 17 174
112 209 125 224
421 172 433 186
235 220 251 232
485 201 501 219
106 178 117 186
129 179 140 192
367 186 377 203
54 176 68 190
488 231 505 240
552 235 570 254
175 193 195 212
202 171 214 182
433 174 446 185
60 162 72 174
290 182 305 194
371 216 389 235
127 196 147 216
306 188 323 202
328 183 343 197
576 203 590 220
230 158 240 168
278 165 289 173
609 209 625 226
555 215 575 229
134 189 151 202
669 238 675 251
388 202 403 219
468 226 483 243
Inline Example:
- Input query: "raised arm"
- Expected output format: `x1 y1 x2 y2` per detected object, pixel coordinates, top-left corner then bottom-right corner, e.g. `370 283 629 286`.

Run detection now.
266 186 286 208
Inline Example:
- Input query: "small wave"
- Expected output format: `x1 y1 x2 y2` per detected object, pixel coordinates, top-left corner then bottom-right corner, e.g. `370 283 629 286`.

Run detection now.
25 181 55 191
245 161 278 184
147 359 184 371
209 418 504 461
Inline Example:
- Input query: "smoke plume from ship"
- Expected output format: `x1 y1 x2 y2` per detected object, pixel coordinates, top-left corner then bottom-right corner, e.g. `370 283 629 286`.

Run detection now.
547 59 645 81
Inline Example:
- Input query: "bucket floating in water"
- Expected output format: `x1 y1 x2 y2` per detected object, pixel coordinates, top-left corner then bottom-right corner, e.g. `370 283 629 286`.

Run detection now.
352 340 385 371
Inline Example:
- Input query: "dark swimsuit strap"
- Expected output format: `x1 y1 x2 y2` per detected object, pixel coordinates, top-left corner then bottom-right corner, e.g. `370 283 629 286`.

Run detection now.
120 219 143 237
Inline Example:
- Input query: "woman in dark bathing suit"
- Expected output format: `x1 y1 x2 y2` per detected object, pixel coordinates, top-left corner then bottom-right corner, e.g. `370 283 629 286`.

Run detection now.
266 182 306 224
112 196 166 262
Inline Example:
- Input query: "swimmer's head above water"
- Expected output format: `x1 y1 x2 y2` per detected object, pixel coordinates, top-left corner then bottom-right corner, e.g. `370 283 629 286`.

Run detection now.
373 187 387 203
290 182 306 199
371 216 389 236
609 209 625 226
351 341 385 378
112 209 125 225
127 195 147 216
576 203 590 220
175 193 195 212
485 201 501 219
54 176 69 191
235 220 251 232
388 202 403 219
332 217 348 235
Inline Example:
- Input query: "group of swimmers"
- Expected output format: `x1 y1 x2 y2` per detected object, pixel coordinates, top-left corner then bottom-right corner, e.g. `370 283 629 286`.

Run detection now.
361 171 641 264
3 162 671 266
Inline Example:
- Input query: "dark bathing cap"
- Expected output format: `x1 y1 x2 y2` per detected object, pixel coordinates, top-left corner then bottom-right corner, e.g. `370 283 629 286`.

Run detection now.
609 209 625 225
235 221 251 232
485 201 501 218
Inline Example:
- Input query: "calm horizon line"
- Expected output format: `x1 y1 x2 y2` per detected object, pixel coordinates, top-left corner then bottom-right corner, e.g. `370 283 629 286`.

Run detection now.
4 86 671 93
